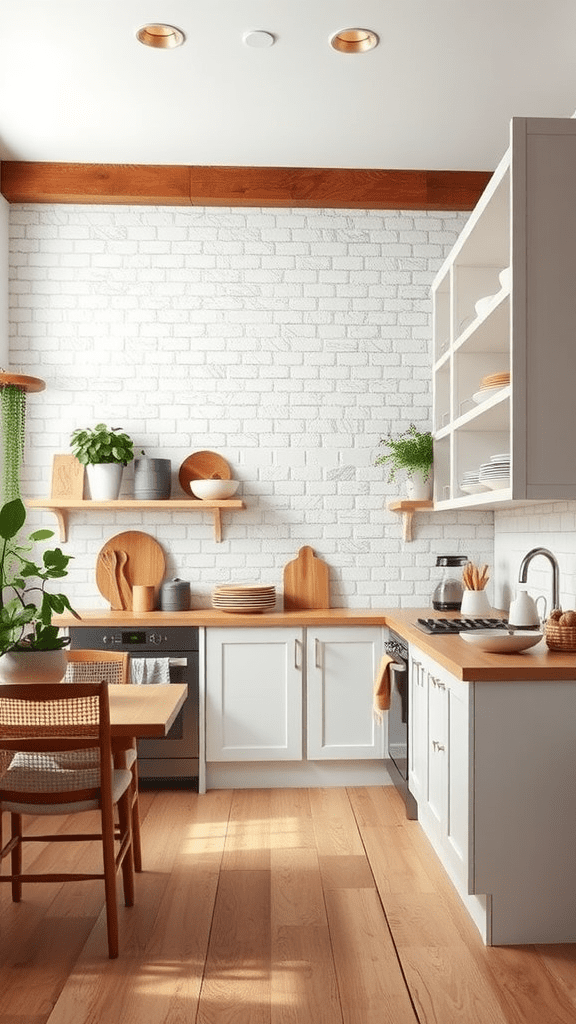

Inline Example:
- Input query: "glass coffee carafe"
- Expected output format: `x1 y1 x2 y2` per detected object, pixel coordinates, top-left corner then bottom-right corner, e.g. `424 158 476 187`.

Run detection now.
432 555 468 611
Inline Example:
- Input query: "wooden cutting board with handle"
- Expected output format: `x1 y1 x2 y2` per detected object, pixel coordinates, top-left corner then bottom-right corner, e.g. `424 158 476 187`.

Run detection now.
96 531 165 610
283 546 330 611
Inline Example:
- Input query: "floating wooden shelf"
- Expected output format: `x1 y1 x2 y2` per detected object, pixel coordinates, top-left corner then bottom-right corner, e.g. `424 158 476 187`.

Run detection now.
25 498 245 543
387 500 434 542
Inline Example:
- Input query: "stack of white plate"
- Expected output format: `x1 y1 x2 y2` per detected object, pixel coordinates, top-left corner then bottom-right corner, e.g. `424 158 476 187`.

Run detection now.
478 454 511 490
459 470 488 495
212 583 276 614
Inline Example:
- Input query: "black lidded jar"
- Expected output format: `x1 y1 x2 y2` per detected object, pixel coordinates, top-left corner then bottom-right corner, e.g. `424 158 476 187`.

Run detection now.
432 555 468 611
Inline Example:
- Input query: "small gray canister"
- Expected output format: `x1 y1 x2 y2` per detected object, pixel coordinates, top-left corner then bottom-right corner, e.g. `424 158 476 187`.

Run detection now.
160 578 191 611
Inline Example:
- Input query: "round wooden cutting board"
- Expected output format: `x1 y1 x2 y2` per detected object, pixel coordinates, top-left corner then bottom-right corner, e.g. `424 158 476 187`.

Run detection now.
178 451 231 495
96 531 166 609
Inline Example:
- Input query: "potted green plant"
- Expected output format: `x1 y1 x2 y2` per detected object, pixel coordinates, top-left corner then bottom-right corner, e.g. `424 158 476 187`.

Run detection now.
375 423 433 499
70 422 134 500
0 497 79 682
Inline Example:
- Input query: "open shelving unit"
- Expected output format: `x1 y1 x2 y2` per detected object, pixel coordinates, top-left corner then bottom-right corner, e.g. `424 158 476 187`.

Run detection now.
431 117 576 510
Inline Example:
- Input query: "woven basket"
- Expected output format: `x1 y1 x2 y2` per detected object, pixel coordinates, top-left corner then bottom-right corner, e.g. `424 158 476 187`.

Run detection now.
544 619 576 652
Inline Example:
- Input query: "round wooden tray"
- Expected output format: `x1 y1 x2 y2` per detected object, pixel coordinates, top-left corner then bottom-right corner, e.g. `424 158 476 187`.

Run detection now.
178 451 231 495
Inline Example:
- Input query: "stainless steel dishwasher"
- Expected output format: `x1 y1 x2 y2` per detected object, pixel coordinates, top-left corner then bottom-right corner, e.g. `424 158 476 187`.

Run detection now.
69 626 199 786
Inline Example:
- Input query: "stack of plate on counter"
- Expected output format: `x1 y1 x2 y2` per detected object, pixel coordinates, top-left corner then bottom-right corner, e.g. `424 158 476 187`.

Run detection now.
478 453 511 490
212 583 276 613
472 372 510 405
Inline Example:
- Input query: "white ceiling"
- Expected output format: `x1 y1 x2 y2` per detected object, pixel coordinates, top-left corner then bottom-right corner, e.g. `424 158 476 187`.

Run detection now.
2 0 576 171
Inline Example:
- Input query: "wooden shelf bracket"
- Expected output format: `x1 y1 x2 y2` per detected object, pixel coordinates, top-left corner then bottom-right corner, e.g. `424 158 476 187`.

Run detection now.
387 500 433 542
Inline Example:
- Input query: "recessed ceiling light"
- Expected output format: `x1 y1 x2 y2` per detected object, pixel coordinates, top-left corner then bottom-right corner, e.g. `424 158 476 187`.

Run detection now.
330 28 379 54
242 30 275 48
136 24 185 49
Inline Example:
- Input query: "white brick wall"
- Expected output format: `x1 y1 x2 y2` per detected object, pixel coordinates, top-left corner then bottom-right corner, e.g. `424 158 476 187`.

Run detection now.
8 203 494 609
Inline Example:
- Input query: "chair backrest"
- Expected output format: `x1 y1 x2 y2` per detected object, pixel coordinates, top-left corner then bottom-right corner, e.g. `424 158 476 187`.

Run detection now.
65 650 130 685
0 682 112 809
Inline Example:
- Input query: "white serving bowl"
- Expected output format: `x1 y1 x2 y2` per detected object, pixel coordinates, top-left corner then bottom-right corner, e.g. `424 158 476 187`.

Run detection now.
459 629 542 654
190 479 239 500
475 294 497 319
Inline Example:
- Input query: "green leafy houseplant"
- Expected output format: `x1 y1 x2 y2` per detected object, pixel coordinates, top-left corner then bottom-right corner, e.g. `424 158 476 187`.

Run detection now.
0 498 78 654
69 423 134 466
375 424 433 482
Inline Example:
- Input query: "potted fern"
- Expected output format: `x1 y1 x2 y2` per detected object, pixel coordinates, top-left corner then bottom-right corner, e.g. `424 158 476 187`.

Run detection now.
0 497 79 682
375 424 433 499
70 422 134 500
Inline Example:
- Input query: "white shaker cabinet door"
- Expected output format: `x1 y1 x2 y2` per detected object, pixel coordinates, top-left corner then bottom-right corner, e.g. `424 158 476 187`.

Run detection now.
307 627 385 759
205 628 303 761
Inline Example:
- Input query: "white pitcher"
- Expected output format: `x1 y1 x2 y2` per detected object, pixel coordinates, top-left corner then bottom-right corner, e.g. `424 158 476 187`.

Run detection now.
508 588 546 629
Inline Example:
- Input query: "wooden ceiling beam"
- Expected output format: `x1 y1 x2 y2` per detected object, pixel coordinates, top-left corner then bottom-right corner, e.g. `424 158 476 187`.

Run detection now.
0 161 492 210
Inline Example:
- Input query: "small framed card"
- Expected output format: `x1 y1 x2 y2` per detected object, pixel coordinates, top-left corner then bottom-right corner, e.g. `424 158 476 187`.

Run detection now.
50 454 85 499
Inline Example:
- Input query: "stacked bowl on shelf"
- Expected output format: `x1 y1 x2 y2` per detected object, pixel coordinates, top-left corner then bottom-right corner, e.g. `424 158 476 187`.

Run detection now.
212 583 276 613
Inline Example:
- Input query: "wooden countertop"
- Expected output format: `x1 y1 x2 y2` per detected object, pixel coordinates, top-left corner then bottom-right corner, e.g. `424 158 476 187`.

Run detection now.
55 607 576 682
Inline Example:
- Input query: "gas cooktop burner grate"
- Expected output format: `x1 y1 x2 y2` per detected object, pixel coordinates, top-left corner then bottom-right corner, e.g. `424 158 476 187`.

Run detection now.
415 617 508 634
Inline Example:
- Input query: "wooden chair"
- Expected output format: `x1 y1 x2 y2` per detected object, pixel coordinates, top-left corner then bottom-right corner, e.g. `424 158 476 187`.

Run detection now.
0 681 134 959
64 650 142 872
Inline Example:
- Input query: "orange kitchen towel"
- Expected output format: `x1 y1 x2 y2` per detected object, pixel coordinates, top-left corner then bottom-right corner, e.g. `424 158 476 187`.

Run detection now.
373 654 394 721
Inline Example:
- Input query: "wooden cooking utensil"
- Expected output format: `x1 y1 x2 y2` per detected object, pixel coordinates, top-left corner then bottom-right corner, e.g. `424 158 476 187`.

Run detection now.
115 549 133 610
96 531 165 608
101 549 123 610
283 546 330 611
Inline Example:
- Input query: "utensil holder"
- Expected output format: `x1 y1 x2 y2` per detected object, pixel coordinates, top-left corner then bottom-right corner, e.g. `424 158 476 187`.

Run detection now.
132 585 155 612
460 589 491 616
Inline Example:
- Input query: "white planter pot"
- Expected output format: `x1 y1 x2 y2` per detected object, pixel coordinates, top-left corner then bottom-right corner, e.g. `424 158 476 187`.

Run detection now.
460 589 491 616
405 470 432 501
86 463 124 501
0 649 68 684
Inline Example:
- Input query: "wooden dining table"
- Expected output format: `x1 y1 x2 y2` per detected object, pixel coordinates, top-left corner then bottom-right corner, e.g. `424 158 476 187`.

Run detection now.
109 683 188 763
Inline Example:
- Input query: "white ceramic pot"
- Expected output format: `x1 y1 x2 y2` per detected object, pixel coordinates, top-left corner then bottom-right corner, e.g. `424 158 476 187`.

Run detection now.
86 463 124 500
405 470 432 501
460 589 491 617
0 648 68 684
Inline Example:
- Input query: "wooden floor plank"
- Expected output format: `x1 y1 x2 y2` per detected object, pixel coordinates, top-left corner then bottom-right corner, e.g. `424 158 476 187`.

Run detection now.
3 786 576 1024
325 887 419 1024
197 868 271 1024
44 789 233 1024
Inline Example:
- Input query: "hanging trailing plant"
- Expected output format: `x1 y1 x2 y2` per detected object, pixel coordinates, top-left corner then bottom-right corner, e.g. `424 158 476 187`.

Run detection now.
0 382 27 503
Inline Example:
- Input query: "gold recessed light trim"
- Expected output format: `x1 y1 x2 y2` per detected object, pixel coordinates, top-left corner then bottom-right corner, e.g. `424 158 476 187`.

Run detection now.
136 24 185 49
330 28 379 54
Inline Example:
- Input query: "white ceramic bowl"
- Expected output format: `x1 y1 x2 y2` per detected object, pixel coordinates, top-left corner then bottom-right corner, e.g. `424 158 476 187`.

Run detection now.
190 479 239 500
459 629 542 654
499 266 511 290
475 294 497 318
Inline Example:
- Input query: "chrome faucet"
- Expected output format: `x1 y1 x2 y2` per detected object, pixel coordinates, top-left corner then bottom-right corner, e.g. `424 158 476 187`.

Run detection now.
518 547 561 612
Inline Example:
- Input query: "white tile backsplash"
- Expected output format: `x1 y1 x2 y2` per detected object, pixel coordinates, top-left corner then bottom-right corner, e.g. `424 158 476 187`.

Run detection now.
7 203 498 610
494 503 576 615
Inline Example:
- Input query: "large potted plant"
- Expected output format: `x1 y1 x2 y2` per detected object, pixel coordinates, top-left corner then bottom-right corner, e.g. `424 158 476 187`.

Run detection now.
0 497 79 682
70 422 134 500
375 423 433 499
